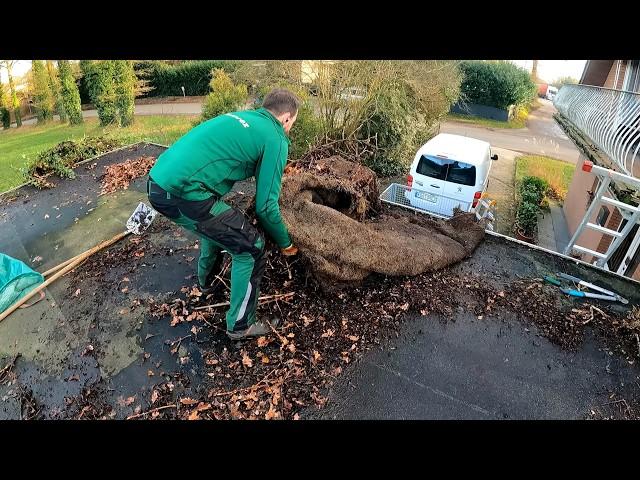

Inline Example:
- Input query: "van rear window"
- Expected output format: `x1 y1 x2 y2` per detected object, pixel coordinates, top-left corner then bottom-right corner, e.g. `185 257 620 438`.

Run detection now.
416 155 476 186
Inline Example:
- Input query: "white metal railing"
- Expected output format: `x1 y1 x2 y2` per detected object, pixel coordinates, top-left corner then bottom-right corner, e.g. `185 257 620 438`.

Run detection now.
554 84 640 176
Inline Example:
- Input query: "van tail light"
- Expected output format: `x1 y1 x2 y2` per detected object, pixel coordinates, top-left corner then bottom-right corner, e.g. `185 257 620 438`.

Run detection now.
407 174 413 191
472 191 482 208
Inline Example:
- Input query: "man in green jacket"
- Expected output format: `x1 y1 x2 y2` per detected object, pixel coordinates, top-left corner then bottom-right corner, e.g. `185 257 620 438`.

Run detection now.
147 89 299 340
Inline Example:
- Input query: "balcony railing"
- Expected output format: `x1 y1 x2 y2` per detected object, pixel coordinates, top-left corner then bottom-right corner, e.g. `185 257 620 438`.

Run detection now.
554 84 640 177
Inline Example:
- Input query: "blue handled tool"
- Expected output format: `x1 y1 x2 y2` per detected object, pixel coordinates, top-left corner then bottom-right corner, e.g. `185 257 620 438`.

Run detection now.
543 272 628 304
556 272 628 304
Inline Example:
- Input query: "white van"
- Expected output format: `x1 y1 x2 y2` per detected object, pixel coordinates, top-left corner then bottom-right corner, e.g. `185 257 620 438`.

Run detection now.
546 86 558 101
405 133 497 217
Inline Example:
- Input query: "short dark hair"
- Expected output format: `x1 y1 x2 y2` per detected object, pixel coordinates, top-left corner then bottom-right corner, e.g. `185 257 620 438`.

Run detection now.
262 88 300 116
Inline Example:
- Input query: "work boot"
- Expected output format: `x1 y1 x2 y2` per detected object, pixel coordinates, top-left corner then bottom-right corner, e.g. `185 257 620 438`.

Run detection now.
227 317 281 340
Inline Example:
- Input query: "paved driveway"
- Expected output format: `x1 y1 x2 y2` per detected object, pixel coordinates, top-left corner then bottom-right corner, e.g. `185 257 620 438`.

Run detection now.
441 99 581 164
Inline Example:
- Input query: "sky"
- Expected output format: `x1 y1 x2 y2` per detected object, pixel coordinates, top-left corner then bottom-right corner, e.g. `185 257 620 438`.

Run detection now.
0 60 31 83
510 60 587 83
1 59 589 85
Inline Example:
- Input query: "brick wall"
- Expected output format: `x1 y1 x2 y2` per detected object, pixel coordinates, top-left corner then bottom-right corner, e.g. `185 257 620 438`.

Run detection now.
595 207 623 253
603 60 627 89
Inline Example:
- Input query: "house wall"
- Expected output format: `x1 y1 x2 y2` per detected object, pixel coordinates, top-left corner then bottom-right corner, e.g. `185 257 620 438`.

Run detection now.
603 61 627 89
564 152 640 279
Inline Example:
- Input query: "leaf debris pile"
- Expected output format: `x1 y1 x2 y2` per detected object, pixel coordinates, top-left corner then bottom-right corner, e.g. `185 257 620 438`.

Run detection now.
100 156 156 195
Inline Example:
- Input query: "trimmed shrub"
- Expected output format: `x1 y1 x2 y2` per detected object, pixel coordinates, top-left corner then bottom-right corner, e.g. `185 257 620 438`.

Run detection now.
83 61 118 126
134 60 238 97
459 61 537 110
58 60 83 125
114 60 136 126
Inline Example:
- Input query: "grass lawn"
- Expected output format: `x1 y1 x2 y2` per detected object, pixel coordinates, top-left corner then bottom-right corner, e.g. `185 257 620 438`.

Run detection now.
515 155 575 200
0 115 197 193
446 113 527 129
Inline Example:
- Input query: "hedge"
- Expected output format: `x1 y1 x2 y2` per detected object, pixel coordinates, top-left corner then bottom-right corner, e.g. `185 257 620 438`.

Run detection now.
134 60 239 97
459 61 536 110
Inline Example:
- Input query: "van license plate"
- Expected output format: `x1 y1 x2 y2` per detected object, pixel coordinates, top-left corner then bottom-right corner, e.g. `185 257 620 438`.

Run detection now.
416 191 437 203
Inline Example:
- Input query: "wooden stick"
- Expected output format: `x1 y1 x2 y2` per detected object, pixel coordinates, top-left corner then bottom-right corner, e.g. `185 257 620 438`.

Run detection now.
126 404 176 420
42 252 84 277
267 320 289 346
0 231 129 323
193 292 295 311
42 232 131 277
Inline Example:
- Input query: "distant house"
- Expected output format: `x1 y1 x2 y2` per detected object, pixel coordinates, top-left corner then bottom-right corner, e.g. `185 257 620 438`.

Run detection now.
555 60 640 280
300 60 336 85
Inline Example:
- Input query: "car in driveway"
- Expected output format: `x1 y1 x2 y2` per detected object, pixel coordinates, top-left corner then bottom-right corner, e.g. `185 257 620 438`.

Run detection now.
405 133 498 217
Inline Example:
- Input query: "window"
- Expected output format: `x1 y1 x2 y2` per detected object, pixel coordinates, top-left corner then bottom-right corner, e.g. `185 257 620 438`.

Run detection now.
417 155 448 180
416 155 477 186
447 161 476 186
596 206 610 226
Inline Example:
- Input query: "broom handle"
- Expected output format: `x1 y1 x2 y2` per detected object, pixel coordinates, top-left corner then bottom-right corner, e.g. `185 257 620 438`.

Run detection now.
42 232 132 277
0 231 129 323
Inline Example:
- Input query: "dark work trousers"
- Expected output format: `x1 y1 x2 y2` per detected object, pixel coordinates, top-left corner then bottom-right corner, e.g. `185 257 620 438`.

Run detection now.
147 178 267 332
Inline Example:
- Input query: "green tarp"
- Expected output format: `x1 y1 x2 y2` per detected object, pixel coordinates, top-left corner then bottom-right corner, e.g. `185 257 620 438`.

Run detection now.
0 253 44 313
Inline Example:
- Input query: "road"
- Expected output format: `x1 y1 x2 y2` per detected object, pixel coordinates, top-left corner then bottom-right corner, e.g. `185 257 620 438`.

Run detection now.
442 99 582 236
441 99 581 164
12 102 204 127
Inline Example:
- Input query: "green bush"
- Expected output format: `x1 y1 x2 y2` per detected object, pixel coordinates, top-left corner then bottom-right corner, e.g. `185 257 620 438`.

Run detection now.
24 136 123 188
83 61 118 126
134 60 238 97
47 61 66 122
515 175 550 236
0 83 9 129
289 102 323 160
114 60 136 127
58 60 83 125
358 83 435 176
521 175 549 201
516 201 539 237
199 69 248 123
0 108 10 129
459 61 537 110
252 83 323 160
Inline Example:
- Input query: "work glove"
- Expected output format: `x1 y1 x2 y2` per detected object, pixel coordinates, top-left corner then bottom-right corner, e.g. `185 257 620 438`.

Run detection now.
281 244 298 256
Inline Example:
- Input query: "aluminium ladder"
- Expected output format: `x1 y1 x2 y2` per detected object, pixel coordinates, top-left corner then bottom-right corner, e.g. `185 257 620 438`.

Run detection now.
564 160 640 274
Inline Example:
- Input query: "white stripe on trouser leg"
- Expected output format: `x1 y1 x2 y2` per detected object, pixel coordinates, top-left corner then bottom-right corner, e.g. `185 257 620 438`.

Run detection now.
236 283 253 326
